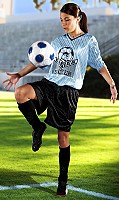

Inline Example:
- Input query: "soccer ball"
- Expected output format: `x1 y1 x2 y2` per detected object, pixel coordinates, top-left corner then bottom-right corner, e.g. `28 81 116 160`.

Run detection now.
28 41 55 68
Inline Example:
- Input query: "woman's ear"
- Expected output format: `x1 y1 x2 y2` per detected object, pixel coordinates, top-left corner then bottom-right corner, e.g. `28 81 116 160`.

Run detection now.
77 17 81 22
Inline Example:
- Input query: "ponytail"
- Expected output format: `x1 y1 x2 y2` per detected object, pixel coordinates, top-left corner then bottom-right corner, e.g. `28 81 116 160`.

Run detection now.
80 11 88 33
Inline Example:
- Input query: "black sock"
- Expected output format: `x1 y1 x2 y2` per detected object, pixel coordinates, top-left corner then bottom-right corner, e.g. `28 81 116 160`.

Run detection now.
58 145 70 183
18 100 42 131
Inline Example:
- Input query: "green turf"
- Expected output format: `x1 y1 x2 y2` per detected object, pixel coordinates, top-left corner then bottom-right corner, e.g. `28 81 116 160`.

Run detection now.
0 91 119 200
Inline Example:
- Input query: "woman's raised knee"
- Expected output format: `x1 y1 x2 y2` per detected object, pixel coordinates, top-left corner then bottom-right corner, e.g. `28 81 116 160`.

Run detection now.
15 85 30 103
15 86 25 102
15 84 37 103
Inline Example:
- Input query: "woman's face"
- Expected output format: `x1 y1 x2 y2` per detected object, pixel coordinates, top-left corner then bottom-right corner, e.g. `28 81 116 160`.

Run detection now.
60 12 79 34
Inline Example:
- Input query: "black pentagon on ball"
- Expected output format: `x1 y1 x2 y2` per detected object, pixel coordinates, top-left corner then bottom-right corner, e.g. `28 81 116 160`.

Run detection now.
37 42 46 48
28 46 33 54
35 54 44 63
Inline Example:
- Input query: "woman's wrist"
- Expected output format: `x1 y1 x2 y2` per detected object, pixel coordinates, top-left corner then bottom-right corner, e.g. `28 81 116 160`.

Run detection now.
110 82 115 89
16 73 22 78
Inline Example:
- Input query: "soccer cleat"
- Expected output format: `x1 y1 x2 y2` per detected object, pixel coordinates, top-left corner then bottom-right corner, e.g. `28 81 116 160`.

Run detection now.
32 122 46 152
56 181 68 197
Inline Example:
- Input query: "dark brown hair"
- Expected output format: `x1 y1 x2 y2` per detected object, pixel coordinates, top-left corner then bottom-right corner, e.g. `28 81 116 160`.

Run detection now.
60 3 88 33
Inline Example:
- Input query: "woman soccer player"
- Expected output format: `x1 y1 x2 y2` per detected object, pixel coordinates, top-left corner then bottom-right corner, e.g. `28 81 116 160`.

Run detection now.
3 3 118 197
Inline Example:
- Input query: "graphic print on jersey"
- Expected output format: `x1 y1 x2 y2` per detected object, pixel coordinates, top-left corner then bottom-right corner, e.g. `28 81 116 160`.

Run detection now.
52 47 78 77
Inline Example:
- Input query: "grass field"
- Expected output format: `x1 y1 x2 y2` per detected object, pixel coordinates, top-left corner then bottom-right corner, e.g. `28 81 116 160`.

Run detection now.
0 91 119 200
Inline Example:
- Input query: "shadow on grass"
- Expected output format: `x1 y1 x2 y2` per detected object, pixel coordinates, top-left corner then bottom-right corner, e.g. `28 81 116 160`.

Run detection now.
71 161 119 197
0 113 119 130
0 114 119 147
0 168 56 196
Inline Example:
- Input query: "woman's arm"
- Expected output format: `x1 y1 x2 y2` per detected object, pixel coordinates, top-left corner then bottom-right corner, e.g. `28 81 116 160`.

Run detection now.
99 65 118 103
17 62 37 77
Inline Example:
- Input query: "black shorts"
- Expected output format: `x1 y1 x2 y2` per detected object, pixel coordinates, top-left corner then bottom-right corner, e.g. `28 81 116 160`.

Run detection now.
29 78 79 132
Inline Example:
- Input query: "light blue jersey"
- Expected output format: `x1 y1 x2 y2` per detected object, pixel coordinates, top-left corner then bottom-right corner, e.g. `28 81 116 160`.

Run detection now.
45 33 105 90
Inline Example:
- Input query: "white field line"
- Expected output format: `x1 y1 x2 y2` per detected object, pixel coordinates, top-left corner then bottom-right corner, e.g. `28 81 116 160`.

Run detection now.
0 182 119 200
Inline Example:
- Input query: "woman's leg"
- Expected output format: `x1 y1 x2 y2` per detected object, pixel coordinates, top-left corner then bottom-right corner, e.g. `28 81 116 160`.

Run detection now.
15 84 42 131
57 130 70 196
15 83 37 103
15 84 46 151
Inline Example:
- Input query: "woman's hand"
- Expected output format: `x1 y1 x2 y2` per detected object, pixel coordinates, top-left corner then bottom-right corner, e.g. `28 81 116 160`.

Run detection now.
99 66 118 104
2 72 21 90
110 85 118 104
